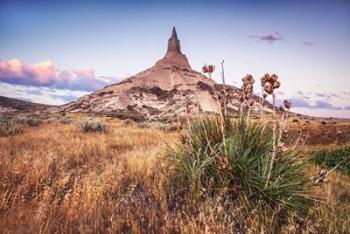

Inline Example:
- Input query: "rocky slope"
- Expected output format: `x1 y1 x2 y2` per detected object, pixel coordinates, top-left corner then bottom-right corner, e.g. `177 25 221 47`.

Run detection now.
62 27 271 121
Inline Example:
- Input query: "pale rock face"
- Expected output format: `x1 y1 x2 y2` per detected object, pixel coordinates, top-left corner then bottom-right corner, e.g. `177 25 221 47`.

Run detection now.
62 27 270 120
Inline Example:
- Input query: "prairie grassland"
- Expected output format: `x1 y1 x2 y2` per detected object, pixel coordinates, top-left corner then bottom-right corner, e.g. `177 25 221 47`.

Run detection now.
0 114 349 233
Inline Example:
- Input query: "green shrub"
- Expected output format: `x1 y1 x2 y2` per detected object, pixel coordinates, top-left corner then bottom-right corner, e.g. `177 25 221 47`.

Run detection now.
169 117 312 229
26 117 41 127
60 117 72 124
312 144 350 175
80 119 107 133
0 117 23 136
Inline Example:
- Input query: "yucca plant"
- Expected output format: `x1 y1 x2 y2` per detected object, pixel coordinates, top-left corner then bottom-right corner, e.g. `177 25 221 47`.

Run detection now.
168 72 314 231
170 117 312 230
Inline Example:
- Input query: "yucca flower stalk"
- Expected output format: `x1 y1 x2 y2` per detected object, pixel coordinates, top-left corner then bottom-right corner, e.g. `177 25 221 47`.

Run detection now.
239 74 255 121
202 64 215 79
260 73 282 188
202 61 228 150
220 60 227 117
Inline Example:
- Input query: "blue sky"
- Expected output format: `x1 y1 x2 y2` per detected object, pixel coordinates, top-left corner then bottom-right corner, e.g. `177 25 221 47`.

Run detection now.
0 0 349 117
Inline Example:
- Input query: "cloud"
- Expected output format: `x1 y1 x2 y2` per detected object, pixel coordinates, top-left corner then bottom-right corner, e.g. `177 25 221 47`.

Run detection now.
0 82 88 105
249 32 283 42
277 96 344 110
303 41 314 46
0 58 118 91
312 100 342 110
290 97 312 108
314 100 334 109
50 94 77 102
315 92 326 98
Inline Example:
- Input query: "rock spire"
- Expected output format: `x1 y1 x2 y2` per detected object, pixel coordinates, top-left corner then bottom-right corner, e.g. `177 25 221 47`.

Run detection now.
156 27 191 69
167 27 181 52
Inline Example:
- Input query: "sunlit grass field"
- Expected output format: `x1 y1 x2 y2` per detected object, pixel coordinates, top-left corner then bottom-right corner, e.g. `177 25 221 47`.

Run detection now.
0 113 349 233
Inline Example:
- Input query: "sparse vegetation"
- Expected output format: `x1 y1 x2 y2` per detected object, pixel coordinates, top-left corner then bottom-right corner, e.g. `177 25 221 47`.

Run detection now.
137 121 179 132
0 72 349 233
26 116 41 126
80 119 107 132
60 117 72 124
312 144 350 175
0 114 349 233
0 116 23 136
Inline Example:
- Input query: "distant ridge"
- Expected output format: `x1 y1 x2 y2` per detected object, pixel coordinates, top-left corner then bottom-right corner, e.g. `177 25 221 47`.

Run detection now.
0 95 56 112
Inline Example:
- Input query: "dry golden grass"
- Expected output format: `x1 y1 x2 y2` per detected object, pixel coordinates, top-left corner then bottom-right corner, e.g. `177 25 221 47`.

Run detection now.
0 116 177 233
0 114 349 233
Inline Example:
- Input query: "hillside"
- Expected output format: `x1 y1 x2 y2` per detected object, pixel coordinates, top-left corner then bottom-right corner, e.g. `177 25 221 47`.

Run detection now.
61 28 273 121
0 95 56 112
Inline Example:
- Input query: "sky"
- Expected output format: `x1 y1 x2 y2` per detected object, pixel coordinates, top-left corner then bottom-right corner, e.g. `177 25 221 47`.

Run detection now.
0 0 349 117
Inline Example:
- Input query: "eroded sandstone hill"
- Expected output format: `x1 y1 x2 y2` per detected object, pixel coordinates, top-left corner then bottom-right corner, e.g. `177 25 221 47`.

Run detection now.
62 27 270 121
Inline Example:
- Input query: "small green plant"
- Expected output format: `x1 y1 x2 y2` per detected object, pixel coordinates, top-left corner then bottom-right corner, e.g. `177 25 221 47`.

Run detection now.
0 117 23 136
80 119 107 133
312 144 350 175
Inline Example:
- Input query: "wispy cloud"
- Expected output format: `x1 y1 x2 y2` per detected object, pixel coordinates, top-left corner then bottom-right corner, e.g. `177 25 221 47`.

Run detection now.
277 94 346 111
0 58 119 91
315 92 327 98
249 32 283 43
303 41 315 46
314 100 341 110
0 82 88 105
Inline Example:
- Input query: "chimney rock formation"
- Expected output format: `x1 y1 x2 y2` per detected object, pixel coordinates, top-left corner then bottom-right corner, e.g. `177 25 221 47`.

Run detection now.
155 27 191 70
61 27 269 121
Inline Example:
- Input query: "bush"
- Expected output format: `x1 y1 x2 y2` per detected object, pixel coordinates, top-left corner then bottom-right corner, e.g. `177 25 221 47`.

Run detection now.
169 117 312 230
26 117 41 126
0 117 23 137
137 121 179 132
80 119 107 133
312 144 350 175
137 122 150 129
60 117 72 124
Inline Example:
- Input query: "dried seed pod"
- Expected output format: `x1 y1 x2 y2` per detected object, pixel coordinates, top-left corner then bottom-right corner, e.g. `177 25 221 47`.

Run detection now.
219 155 231 172
319 169 327 176
202 65 208 73
208 65 215 73
273 80 281 89
202 64 215 75
180 134 189 145
241 74 255 101
283 99 292 110
264 83 273 94
278 142 288 152
239 93 245 102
